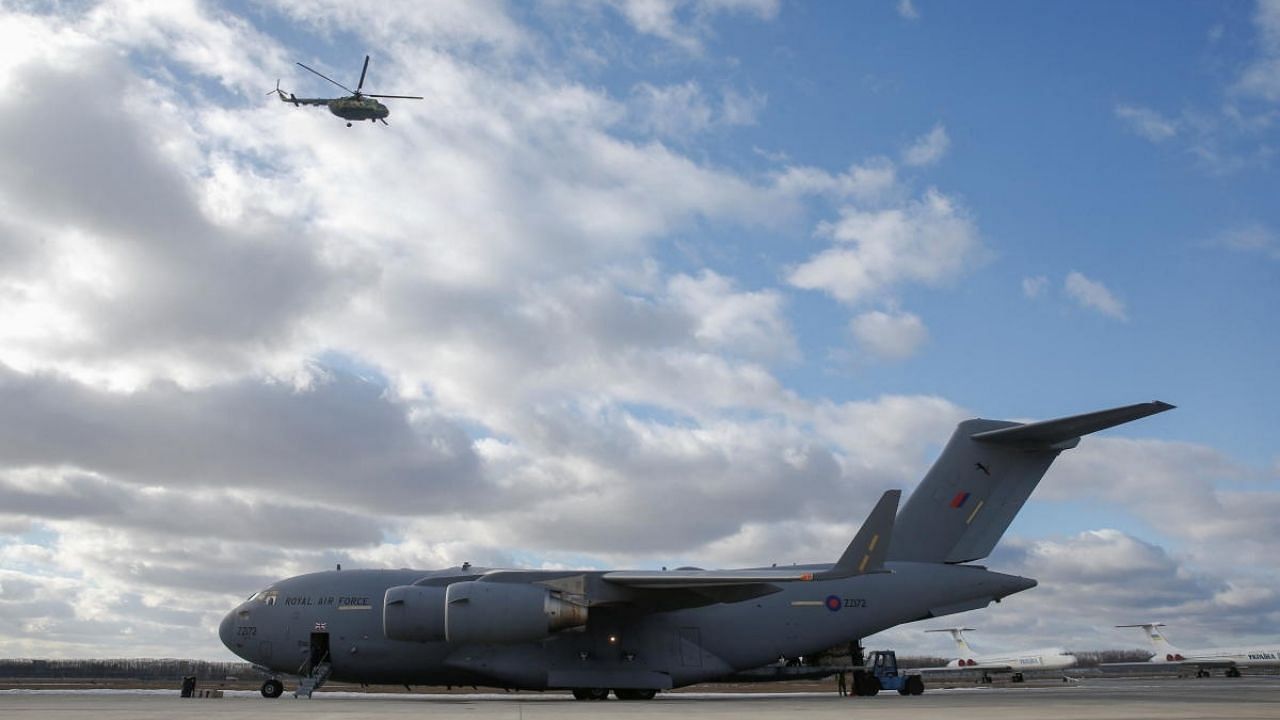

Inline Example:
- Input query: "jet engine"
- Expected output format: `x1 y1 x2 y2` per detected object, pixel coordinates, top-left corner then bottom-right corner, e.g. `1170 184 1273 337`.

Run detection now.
444 581 588 644
383 585 447 643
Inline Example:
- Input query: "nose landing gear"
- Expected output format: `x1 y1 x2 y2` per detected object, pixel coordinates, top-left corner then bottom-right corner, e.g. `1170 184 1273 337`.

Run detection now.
260 678 284 698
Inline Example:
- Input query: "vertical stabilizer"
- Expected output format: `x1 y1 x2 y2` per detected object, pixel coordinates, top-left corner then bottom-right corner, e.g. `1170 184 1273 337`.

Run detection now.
1117 623 1184 661
927 627 977 657
888 402 1174 564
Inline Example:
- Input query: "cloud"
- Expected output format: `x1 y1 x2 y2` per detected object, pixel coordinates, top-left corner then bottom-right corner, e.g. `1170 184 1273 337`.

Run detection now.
773 157 899 204
628 81 767 139
788 189 985 304
1022 275 1049 299
1063 271 1128 321
903 124 949 166
1234 0 1280 102
667 270 798 362
1214 222 1280 260
1115 104 1179 143
608 0 781 53
897 0 921 21
850 310 928 360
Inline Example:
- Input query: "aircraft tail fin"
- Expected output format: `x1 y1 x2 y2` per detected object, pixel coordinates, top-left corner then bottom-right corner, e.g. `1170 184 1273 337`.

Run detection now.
821 489 899 579
1117 623 1183 658
926 627 977 657
887 401 1174 564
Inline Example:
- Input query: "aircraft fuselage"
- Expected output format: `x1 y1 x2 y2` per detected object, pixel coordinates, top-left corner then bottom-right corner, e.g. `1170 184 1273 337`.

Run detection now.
220 562 1033 689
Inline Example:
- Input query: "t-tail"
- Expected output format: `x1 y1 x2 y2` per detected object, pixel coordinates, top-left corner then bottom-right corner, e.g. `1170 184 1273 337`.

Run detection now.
1117 623 1185 661
926 627 977 656
887 401 1174 564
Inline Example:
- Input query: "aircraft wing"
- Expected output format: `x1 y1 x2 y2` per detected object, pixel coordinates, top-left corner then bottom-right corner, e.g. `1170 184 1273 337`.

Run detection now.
602 569 819 588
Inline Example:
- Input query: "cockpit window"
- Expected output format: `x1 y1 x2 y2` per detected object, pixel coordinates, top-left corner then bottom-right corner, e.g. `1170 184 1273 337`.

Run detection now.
250 589 279 605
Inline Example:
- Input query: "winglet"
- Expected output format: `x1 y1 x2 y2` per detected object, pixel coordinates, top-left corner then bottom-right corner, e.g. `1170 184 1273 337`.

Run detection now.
820 489 900 579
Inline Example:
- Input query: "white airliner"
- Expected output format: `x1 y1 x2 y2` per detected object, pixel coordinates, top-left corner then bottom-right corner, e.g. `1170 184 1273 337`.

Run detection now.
1111 623 1280 678
918 627 1077 682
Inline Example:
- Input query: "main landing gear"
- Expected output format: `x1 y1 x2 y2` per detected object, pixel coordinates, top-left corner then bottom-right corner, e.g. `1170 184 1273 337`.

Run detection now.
260 678 284 698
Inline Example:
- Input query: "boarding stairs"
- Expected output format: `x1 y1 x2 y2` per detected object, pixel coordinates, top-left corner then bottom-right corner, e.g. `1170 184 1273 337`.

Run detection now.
294 658 331 698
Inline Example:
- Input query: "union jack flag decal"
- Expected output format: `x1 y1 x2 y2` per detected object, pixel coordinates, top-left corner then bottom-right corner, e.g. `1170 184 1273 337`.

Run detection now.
314 621 328 631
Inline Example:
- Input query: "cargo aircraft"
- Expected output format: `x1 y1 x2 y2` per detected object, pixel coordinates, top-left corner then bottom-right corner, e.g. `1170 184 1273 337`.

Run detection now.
219 401 1173 699
1107 623 1280 678
917 627 1077 683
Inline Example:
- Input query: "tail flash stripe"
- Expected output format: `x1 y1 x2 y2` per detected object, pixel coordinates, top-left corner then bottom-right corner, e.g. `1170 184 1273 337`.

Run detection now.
858 554 870 573
868 534 879 552
966 500 985 525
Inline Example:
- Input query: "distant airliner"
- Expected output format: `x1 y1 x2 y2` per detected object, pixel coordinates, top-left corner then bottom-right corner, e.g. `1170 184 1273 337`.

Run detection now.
1109 623 1280 678
918 627 1076 683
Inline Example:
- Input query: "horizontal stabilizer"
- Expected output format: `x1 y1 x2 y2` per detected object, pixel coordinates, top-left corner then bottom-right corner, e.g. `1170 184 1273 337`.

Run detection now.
971 401 1174 448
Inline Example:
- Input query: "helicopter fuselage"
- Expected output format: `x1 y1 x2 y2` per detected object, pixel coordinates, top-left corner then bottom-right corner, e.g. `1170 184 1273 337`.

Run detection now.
328 96 389 122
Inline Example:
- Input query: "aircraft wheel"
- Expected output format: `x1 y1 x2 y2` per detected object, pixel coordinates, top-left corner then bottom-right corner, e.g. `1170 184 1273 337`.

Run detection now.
1226 668 1241 678
572 687 608 700
260 679 284 698
346 122 352 128
906 675 925 695
897 687 910 695
614 688 657 700
571 689 590 700
1012 672 1025 683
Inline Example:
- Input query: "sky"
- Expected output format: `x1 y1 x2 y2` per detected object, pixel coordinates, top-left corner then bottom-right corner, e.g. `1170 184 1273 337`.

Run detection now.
0 0 1277 661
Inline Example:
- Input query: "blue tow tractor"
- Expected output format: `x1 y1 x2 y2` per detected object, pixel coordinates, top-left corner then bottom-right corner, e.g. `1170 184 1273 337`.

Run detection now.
852 650 925 696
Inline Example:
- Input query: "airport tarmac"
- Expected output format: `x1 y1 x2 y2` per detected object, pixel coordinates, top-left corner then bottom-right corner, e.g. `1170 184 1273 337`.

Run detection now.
1 677 1277 719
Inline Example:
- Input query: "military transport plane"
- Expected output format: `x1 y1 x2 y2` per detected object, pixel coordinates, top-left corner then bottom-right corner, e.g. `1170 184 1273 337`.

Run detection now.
219 401 1172 699
1106 623 1280 678
918 627 1077 683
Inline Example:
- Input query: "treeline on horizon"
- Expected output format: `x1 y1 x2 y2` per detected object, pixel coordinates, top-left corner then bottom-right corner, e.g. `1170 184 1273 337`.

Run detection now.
0 658 253 680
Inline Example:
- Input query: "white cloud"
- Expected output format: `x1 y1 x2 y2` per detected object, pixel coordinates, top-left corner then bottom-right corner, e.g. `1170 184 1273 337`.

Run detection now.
1234 0 1280 101
788 189 985 304
1115 104 1179 143
609 0 781 53
667 270 798 362
628 81 767 139
1064 271 1128 321
1022 275 1049 299
903 123 949 166
773 157 899 203
897 0 920 21
1214 222 1280 260
850 310 928 360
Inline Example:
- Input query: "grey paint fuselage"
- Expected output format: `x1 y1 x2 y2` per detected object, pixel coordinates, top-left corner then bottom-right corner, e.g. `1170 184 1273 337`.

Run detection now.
219 562 1034 689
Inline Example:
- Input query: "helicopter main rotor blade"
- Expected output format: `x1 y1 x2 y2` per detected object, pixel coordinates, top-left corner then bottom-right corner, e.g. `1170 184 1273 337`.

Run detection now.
356 55 370 94
364 94 425 99
296 61 354 95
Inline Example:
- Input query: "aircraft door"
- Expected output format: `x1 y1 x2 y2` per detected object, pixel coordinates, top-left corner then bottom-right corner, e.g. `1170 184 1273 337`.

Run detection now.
678 627 702 668
308 632 331 673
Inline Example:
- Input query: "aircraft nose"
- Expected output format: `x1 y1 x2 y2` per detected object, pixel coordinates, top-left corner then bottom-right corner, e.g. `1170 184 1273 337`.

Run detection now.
218 608 239 653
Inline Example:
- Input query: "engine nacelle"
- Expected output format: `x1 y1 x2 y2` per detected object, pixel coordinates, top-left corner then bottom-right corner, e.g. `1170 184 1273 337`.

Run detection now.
444 581 587 644
383 585 447 643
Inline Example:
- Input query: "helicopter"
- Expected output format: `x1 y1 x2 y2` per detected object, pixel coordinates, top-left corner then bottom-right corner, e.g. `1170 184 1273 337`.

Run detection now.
271 55 422 127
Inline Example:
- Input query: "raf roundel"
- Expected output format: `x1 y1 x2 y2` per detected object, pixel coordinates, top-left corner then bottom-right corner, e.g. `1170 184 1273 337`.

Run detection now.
825 594 842 612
